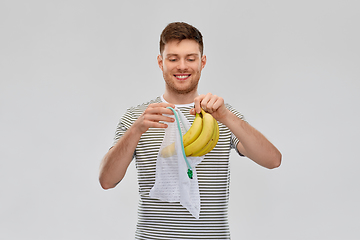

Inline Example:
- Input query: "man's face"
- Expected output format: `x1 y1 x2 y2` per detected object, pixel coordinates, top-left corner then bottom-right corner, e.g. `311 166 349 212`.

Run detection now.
158 39 206 95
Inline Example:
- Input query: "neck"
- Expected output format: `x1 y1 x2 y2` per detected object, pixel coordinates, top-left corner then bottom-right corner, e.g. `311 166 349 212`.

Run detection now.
163 89 199 105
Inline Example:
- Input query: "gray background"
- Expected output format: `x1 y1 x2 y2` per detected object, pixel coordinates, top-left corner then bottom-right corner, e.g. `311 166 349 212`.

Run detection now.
1 0 359 239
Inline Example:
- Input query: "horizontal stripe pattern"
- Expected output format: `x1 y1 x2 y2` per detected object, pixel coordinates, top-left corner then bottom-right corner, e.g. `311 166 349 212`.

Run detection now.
112 97 245 239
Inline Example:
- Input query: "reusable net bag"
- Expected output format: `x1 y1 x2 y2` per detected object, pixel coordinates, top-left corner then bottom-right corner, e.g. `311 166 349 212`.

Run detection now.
149 107 204 219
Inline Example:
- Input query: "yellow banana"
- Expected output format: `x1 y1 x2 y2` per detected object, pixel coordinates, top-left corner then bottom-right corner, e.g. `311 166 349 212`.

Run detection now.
183 112 203 147
160 109 219 158
184 110 215 156
160 142 175 158
191 118 219 156
160 111 203 157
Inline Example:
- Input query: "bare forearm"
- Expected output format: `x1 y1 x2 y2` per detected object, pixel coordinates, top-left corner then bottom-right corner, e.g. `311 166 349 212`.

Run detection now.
99 126 142 189
192 93 281 169
221 111 281 169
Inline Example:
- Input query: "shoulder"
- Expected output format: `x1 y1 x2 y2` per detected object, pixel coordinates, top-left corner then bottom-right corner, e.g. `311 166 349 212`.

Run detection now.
119 96 161 124
127 96 162 113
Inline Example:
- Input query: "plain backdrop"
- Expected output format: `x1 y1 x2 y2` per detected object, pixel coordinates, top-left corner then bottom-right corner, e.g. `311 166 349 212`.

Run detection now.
1 0 359 239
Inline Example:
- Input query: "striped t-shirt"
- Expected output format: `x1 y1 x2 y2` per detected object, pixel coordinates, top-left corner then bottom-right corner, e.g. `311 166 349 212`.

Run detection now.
113 96 245 239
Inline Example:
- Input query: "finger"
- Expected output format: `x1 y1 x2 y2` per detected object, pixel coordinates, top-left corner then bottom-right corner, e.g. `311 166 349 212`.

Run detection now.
149 102 175 108
143 113 175 123
145 104 175 116
206 95 218 113
194 94 205 113
213 96 224 111
200 93 213 112
162 102 176 110
145 121 169 129
148 102 176 113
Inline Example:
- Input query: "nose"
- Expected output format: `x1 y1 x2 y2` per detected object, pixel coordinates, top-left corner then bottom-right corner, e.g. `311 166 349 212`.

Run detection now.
177 59 188 71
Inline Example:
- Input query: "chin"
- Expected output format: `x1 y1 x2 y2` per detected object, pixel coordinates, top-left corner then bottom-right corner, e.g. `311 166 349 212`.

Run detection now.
176 86 198 95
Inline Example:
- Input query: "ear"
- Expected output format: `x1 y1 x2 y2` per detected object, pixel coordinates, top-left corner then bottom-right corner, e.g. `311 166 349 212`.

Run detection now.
157 55 163 71
201 55 207 70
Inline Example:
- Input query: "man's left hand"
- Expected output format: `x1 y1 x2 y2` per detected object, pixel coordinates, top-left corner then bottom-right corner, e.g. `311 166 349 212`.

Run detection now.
191 93 229 123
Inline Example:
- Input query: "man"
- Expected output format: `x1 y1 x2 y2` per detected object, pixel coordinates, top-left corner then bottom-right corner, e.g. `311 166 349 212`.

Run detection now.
99 22 281 239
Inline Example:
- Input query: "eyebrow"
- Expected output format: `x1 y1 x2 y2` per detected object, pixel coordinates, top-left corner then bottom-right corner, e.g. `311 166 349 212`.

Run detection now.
166 53 199 57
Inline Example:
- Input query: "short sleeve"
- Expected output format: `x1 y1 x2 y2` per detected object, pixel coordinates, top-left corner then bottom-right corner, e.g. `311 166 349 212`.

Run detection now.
226 104 246 157
112 107 136 149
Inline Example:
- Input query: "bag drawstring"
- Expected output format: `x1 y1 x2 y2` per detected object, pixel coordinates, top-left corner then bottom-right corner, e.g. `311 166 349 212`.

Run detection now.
167 107 193 179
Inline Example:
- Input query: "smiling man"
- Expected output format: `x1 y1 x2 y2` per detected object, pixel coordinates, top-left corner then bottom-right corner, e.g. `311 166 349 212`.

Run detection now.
99 22 281 239
158 38 206 101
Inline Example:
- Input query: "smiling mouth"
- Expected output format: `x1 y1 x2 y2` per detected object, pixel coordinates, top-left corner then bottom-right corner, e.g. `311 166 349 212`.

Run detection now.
174 74 191 80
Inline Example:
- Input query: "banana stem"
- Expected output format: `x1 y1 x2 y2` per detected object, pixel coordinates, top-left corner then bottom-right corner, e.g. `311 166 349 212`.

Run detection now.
166 107 193 179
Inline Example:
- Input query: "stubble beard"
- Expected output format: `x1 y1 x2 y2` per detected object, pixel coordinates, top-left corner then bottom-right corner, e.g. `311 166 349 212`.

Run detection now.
164 74 199 95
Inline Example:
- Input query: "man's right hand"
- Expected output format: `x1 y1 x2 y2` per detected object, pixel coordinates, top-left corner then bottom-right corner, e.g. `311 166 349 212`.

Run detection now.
133 102 176 134
99 102 176 189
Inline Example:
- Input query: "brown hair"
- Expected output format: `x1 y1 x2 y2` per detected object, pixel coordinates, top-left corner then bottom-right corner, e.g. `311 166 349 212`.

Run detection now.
159 22 203 56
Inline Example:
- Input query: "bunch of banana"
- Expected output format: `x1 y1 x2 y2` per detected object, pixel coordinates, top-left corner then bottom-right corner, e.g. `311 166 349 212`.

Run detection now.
160 109 220 158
